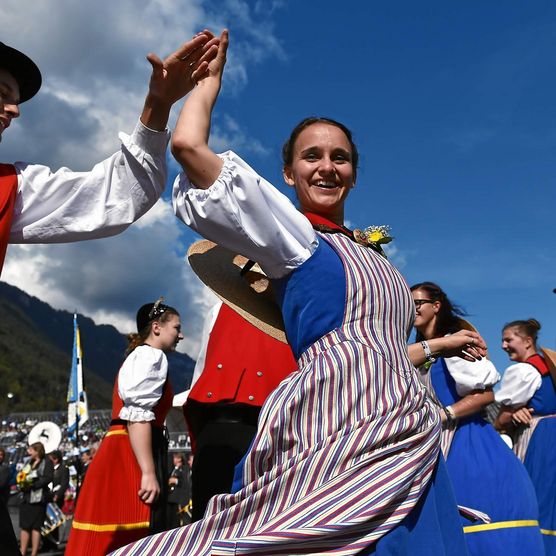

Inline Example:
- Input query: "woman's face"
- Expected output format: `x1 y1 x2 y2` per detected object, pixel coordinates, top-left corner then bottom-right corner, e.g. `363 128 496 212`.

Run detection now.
27 446 38 460
156 314 184 353
502 327 532 362
283 123 355 222
411 289 440 333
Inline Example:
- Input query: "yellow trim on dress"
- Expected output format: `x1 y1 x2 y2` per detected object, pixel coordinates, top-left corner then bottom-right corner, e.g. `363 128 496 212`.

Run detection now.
541 528 556 536
105 429 128 437
72 520 149 532
464 520 539 533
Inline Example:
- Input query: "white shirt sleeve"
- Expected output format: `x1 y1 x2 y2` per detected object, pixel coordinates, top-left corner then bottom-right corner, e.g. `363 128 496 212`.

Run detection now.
173 151 317 279
118 345 168 422
10 120 170 243
444 356 500 397
494 362 542 407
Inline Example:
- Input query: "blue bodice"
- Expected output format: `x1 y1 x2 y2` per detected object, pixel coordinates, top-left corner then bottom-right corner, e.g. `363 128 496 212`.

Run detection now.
273 239 346 359
529 374 556 415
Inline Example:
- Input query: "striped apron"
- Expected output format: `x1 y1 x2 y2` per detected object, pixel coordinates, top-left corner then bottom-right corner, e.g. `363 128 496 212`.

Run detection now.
110 232 443 555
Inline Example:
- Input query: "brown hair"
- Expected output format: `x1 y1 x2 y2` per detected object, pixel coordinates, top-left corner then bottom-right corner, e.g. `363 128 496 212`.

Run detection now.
502 319 541 349
410 281 467 340
126 304 180 355
282 117 359 180
30 442 45 460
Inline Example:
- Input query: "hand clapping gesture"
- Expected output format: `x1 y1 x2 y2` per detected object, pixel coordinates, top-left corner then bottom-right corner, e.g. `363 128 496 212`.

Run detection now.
140 31 220 131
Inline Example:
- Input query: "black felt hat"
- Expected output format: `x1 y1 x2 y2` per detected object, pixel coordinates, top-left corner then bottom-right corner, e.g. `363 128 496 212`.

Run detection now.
0 42 42 103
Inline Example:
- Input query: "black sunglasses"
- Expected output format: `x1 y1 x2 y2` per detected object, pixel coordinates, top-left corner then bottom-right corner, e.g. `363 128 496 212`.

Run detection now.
414 299 435 308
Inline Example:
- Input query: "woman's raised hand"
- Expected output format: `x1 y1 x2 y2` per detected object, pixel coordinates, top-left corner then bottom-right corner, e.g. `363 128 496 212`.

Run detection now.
438 330 488 361
146 31 220 105
170 29 229 189
204 29 229 82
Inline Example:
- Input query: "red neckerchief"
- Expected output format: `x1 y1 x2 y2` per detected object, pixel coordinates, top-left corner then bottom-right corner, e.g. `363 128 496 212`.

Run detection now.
303 211 354 239
526 354 550 376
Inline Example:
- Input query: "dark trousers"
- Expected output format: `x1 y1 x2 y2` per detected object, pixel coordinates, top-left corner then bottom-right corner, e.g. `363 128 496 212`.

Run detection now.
191 419 257 522
0 502 19 556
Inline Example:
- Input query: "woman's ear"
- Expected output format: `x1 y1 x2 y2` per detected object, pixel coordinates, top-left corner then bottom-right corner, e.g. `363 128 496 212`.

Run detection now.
152 321 161 336
283 166 295 187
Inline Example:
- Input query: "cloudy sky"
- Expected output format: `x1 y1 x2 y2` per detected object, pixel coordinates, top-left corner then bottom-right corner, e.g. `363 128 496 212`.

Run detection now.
2 1 555 374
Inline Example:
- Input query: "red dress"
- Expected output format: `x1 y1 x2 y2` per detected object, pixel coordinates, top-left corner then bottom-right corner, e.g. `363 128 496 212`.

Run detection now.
66 354 174 556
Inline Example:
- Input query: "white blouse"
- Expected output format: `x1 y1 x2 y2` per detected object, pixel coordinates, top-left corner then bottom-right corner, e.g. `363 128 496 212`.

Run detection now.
10 120 170 243
173 151 317 279
444 356 500 397
118 345 168 422
494 362 542 407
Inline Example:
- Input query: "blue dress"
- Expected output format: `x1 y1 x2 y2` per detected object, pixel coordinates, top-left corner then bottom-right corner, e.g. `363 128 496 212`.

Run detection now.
521 356 556 555
428 357 544 555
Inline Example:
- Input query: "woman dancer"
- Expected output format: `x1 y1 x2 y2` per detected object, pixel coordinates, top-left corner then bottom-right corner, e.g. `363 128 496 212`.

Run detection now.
411 282 544 555
111 31 487 556
66 300 184 556
19 442 53 556
495 319 556 555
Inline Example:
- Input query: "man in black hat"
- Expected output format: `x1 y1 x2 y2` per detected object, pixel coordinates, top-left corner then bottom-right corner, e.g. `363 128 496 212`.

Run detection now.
0 36 217 272
0 35 217 556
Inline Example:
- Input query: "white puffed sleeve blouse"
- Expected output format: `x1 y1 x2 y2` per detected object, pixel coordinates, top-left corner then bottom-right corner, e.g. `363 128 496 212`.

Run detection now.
494 362 542 407
117 345 168 422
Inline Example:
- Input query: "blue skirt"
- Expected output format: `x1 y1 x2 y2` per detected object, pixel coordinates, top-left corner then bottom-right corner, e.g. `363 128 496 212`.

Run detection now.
448 418 544 555
362 457 468 555
524 416 556 555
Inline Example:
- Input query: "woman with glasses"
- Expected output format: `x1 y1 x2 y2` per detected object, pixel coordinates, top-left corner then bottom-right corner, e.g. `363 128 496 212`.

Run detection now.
66 300 184 556
411 282 544 556
495 319 556 555
111 32 489 556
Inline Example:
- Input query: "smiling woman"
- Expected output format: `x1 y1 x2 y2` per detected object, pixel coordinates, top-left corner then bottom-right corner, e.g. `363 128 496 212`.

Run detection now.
109 30 481 556
411 282 544 556
494 319 556 555
281 117 357 224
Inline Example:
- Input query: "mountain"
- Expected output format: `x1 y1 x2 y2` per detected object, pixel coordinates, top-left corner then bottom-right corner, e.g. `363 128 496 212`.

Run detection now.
0 282 196 414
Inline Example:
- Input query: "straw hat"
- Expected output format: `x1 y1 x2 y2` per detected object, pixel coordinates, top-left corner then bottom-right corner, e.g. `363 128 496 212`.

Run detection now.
456 318 478 333
540 347 556 385
187 240 287 343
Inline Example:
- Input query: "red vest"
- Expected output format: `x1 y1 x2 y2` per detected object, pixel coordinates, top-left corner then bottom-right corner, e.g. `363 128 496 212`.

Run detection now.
0 164 19 273
187 303 297 407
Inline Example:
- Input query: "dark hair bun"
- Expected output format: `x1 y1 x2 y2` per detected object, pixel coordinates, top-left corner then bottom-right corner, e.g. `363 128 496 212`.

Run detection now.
527 318 541 331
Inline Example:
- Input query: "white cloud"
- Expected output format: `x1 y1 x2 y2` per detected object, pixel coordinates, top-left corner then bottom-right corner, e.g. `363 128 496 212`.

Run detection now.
3 199 219 357
1 0 285 359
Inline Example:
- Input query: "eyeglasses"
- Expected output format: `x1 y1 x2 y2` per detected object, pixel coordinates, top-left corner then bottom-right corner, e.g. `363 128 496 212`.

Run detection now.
414 299 435 308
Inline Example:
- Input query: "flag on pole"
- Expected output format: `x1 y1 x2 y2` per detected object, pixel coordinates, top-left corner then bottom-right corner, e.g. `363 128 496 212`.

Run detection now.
67 314 89 432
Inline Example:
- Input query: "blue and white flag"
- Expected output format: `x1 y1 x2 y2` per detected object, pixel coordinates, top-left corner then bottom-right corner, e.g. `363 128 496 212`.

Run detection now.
67 314 89 432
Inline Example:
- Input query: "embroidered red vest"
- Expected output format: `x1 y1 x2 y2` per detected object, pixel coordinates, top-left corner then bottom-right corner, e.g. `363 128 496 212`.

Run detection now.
0 164 19 273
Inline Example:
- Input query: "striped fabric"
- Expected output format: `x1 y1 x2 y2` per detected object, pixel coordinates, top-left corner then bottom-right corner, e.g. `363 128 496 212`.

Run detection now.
110 233 441 556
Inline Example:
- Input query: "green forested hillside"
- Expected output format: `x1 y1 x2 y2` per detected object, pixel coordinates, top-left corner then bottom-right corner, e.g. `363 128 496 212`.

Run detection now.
0 282 195 414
